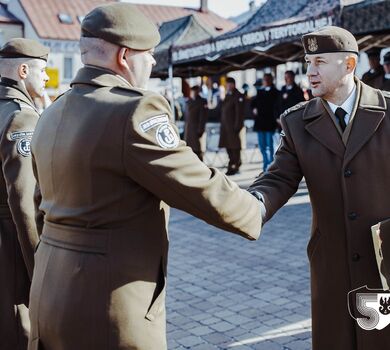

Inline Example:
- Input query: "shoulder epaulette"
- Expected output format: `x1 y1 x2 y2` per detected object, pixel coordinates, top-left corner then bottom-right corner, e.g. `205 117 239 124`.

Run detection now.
381 90 390 99
13 99 38 113
280 101 308 119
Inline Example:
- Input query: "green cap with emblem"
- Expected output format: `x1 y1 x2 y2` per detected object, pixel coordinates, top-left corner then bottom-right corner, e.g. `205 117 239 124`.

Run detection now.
0 38 49 61
302 26 359 55
81 3 160 51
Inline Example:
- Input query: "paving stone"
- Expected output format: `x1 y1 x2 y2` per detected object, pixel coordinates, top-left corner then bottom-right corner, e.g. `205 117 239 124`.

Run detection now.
166 168 312 349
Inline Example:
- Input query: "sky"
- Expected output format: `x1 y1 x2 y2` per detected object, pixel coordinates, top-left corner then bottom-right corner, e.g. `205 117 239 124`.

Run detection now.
124 0 263 18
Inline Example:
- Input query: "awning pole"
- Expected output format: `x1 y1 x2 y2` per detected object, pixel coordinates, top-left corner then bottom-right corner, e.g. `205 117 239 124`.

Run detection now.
168 45 176 121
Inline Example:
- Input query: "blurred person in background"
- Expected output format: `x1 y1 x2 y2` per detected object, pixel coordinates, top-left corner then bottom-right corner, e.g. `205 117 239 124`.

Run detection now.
184 85 208 161
362 47 384 89
251 73 279 172
382 51 390 91
219 77 245 175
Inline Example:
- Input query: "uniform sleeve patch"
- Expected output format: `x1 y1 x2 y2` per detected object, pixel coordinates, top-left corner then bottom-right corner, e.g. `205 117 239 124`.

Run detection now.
139 114 169 132
9 131 34 140
9 131 33 157
156 124 179 149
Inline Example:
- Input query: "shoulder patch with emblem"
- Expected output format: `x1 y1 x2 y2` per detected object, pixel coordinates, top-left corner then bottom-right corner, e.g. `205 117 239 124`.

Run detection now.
139 114 170 132
156 123 179 149
9 131 33 157
280 101 308 119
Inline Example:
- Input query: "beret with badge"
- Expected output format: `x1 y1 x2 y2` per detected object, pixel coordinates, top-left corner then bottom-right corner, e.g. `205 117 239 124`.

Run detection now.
81 3 160 51
302 26 359 55
0 38 49 61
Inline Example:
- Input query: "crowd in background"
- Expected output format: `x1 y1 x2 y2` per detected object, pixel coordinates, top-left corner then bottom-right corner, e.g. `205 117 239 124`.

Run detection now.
172 49 390 175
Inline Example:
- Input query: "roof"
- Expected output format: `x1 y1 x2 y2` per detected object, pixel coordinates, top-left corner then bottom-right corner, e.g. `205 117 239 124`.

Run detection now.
19 0 113 40
17 0 236 41
0 3 22 24
134 4 236 33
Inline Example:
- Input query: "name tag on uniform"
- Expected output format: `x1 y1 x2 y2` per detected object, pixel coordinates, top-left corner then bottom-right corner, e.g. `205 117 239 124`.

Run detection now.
139 114 169 132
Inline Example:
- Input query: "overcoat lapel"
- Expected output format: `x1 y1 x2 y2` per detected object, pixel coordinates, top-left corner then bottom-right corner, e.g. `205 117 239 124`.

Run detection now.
343 82 387 165
303 98 345 159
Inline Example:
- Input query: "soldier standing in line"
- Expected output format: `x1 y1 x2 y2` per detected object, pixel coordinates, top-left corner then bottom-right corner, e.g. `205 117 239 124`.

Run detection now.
362 47 385 89
381 51 390 91
184 85 208 161
0 38 49 350
219 77 245 175
28 4 262 350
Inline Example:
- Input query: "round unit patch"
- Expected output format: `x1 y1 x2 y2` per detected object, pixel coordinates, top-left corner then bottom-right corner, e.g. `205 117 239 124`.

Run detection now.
156 124 179 149
17 138 31 157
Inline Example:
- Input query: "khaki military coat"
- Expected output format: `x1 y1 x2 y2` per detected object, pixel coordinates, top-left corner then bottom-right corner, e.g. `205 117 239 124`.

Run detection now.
249 80 390 350
184 96 207 152
219 88 245 150
28 66 262 350
0 79 40 350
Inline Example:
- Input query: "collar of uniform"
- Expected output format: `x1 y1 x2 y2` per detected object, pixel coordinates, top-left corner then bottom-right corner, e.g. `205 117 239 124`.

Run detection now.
326 84 356 116
358 78 387 110
71 65 134 91
303 78 386 120
0 77 35 107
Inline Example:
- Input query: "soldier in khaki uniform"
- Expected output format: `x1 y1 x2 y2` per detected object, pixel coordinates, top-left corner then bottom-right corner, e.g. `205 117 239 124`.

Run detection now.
219 77 245 175
249 26 390 350
28 4 262 350
0 38 49 350
184 85 208 161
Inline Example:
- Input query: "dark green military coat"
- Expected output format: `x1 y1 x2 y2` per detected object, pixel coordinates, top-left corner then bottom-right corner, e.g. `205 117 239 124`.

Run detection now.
0 78 40 350
29 66 262 350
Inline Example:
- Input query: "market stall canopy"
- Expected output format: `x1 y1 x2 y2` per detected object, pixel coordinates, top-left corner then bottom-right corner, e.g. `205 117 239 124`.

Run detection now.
170 0 341 77
342 0 390 51
152 14 224 78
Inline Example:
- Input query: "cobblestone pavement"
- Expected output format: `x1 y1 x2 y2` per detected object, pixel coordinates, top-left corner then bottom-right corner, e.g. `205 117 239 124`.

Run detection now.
166 149 313 350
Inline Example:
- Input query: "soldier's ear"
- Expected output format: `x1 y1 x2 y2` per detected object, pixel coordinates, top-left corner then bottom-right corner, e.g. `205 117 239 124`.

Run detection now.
18 63 29 79
346 55 357 73
117 47 130 70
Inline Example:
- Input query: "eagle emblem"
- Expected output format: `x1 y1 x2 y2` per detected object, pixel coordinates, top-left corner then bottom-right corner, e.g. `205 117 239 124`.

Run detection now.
308 37 318 52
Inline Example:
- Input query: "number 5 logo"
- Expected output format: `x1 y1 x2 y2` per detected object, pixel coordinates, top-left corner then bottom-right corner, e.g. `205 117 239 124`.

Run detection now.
348 286 390 330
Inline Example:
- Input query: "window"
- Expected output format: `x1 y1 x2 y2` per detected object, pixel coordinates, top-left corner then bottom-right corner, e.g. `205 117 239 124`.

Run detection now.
58 13 73 24
63 56 73 81
77 16 85 23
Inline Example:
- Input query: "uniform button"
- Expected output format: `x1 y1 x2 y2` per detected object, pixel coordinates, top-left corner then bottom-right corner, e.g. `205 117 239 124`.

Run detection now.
352 253 360 262
344 169 352 177
348 212 357 220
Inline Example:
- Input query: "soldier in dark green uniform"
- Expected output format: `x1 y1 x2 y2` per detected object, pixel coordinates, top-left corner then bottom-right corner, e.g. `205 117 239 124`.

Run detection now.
0 38 49 350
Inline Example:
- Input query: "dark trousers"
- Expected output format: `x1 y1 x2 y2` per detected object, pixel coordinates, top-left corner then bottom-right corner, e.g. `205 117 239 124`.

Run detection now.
226 149 241 170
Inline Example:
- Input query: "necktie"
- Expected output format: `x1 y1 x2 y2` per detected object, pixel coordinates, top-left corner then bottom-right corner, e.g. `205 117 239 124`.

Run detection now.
335 107 347 132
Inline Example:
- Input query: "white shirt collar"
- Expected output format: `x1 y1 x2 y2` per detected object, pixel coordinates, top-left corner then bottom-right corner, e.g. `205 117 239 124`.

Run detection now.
326 84 357 120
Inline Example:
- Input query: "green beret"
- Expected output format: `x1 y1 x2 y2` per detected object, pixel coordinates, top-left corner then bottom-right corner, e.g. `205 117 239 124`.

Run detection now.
81 3 160 51
0 38 49 61
302 26 358 55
